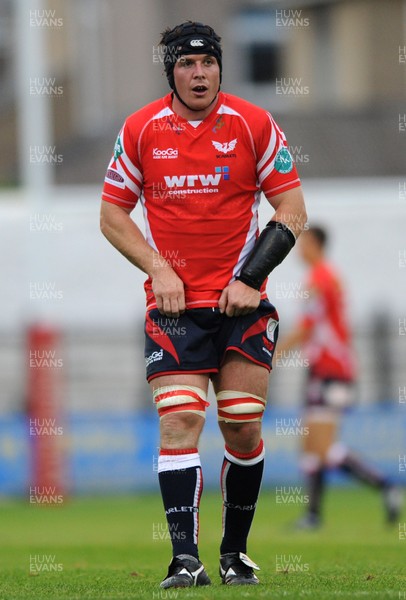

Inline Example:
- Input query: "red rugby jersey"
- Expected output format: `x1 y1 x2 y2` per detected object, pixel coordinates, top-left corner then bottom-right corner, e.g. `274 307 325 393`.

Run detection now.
102 92 301 309
300 261 356 381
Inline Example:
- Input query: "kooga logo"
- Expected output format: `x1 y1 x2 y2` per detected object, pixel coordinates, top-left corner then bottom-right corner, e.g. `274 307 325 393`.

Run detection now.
153 148 178 159
164 173 222 187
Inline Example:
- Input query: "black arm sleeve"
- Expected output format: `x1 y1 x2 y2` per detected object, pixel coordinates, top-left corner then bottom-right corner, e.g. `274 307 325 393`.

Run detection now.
235 221 296 291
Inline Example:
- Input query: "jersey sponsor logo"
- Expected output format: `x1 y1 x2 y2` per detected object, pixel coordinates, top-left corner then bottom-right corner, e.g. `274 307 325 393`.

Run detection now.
190 39 204 47
105 168 125 188
113 136 123 161
212 138 237 154
274 147 293 174
215 166 230 180
153 147 178 159
145 348 163 367
163 166 230 191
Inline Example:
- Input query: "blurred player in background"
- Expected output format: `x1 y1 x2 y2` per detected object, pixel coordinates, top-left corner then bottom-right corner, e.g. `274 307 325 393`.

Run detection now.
277 226 402 529
100 21 306 587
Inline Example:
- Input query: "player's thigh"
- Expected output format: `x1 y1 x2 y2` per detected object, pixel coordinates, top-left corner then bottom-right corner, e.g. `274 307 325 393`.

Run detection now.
302 408 340 462
212 351 269 398
150 373 210 394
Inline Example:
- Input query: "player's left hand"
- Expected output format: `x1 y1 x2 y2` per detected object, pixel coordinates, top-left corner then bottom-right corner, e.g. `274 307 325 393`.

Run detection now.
218 280 261 317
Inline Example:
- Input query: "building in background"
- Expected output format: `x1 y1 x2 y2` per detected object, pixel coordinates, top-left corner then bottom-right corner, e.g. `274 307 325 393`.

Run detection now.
0 0 405 184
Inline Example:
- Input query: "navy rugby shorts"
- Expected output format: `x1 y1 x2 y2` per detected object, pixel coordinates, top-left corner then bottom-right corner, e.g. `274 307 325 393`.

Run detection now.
144 299 279 382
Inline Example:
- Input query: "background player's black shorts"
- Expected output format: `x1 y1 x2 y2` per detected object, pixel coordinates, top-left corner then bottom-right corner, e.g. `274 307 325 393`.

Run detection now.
144 300 279 382
305 372 356 410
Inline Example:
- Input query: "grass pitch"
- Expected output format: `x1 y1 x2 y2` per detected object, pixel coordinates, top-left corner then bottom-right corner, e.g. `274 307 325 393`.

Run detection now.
1 488 404 599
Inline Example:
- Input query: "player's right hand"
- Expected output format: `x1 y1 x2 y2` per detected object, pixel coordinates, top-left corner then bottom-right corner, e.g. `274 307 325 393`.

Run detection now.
151 267 186 318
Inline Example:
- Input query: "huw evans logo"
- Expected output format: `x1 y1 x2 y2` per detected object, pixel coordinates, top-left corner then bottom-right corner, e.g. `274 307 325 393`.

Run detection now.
163 167 229 194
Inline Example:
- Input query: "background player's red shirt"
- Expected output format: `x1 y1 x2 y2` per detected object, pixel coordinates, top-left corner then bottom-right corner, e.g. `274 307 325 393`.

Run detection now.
102 92 301 309
300 261 356 381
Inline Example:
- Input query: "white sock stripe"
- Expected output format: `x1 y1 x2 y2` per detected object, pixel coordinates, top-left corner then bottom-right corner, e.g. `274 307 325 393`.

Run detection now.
221 461 231 537
157 452 201 473
193 467 202 545
224 447 265 467
221 461 230 502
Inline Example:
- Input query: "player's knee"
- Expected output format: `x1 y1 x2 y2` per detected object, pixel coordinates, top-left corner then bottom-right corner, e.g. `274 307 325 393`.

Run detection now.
300 452 322 474
160 410 203 430
221 421 262 453
160 410 203 448
216 390 266 423
326 442 348 468
153 385 209 419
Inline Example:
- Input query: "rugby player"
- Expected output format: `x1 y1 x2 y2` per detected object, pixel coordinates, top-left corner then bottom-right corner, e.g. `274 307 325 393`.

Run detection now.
277 226 402 529
100 21 306 587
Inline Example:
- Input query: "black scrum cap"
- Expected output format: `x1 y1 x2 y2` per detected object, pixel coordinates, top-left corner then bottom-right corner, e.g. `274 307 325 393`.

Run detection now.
160 21 222 90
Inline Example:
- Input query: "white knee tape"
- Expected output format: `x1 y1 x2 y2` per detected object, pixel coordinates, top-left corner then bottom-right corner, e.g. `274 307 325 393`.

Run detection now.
153 385 209 419
217 390 266 423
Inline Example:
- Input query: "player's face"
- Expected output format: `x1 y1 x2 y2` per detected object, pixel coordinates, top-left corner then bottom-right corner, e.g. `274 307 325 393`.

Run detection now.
173 54 220 113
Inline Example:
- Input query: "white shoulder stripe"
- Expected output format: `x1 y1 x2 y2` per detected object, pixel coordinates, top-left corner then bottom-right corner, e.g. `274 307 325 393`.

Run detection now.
152 106 174 120
121 126 143 184
217 104 242 117
257 114 277 173
115 158 141 196
258 157 276 185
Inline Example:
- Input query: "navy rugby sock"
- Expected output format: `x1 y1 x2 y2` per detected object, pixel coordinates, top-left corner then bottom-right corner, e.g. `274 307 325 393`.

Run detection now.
306 468 325 519
339 453 387 488
158 448 202 559
220 440 264 554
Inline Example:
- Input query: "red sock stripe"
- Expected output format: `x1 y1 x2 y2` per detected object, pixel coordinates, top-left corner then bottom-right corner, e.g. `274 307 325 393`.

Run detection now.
159 447 198 456
155 389 209 407
218 410 262 421
225 439 264 460
158 402 206 418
